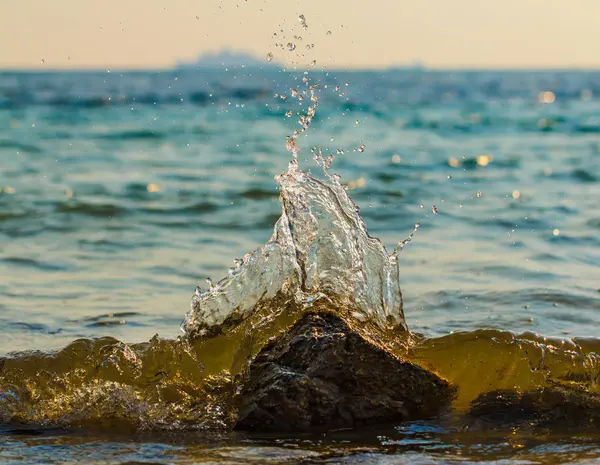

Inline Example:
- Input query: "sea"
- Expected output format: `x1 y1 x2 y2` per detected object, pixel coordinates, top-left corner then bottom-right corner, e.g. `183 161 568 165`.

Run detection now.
1 68 600 463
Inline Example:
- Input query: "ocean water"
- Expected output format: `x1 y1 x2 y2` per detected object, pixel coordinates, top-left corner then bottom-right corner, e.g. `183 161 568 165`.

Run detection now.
1 68 600 463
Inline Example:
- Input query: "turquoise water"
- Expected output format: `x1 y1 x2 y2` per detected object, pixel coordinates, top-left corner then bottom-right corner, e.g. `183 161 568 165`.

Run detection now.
1 69 600 463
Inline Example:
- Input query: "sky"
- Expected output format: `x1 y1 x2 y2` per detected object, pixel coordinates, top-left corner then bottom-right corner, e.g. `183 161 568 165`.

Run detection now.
1 0 600 70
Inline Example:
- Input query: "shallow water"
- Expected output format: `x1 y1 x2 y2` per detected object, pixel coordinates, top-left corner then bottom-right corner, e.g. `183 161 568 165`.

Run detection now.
4 422 600 464
1 68 600 463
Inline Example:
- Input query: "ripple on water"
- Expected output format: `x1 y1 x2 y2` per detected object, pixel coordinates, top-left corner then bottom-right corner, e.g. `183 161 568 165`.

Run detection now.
140 201 220 215
55 201 125 218
0 257 72 272
96 129 165 141
239 187 280 200
571 169 598 182
71 312 145 328
0 140 43 154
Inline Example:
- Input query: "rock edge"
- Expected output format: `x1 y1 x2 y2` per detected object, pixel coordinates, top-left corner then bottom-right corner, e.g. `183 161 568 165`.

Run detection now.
234 312 456 432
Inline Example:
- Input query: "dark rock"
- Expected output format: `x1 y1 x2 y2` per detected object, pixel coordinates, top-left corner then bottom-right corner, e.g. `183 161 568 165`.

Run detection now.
468 386 600 430
234 312 456 432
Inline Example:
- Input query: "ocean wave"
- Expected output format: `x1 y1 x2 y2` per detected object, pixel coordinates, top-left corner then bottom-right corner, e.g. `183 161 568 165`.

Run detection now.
56 201 125 218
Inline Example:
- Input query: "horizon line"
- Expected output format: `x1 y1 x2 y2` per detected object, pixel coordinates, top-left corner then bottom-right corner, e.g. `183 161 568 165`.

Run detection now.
2 64 600 73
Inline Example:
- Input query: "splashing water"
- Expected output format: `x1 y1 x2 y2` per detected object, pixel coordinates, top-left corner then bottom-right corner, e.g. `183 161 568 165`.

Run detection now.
298 14 308 29
183 163 408 337
184 68 411 338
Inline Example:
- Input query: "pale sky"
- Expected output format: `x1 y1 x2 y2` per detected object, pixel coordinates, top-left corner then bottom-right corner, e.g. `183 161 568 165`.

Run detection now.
1 0 600 70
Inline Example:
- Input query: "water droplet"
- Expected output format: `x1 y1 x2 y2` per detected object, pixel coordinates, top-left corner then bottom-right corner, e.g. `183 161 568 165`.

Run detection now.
431 205 438 214
286 138 298 154
266 52 274 62
298 14 308 29
392 221 421 255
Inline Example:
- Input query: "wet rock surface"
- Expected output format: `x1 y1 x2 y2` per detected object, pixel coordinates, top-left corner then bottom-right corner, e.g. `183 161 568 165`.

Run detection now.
234 312 456 432
468 386 600 430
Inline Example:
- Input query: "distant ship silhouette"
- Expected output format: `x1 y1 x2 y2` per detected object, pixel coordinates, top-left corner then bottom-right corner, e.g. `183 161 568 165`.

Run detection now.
176 49 280 70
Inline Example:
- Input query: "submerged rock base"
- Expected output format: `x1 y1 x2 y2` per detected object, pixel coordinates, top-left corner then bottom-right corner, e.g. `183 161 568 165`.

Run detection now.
468 386 600 430
234 312 456 432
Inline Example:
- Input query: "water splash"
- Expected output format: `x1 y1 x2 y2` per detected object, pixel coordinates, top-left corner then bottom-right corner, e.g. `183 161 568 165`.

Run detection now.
184 61 410 337
183 164 408 337
298 14 308 29
3 325 600 430
283 75 319 171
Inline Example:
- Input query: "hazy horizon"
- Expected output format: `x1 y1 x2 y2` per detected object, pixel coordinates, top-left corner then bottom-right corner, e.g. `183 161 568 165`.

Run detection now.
2 0 600 71
3 47 600 72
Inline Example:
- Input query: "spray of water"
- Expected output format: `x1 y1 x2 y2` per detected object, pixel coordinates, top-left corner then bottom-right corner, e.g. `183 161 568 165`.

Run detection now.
184 16 417 337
